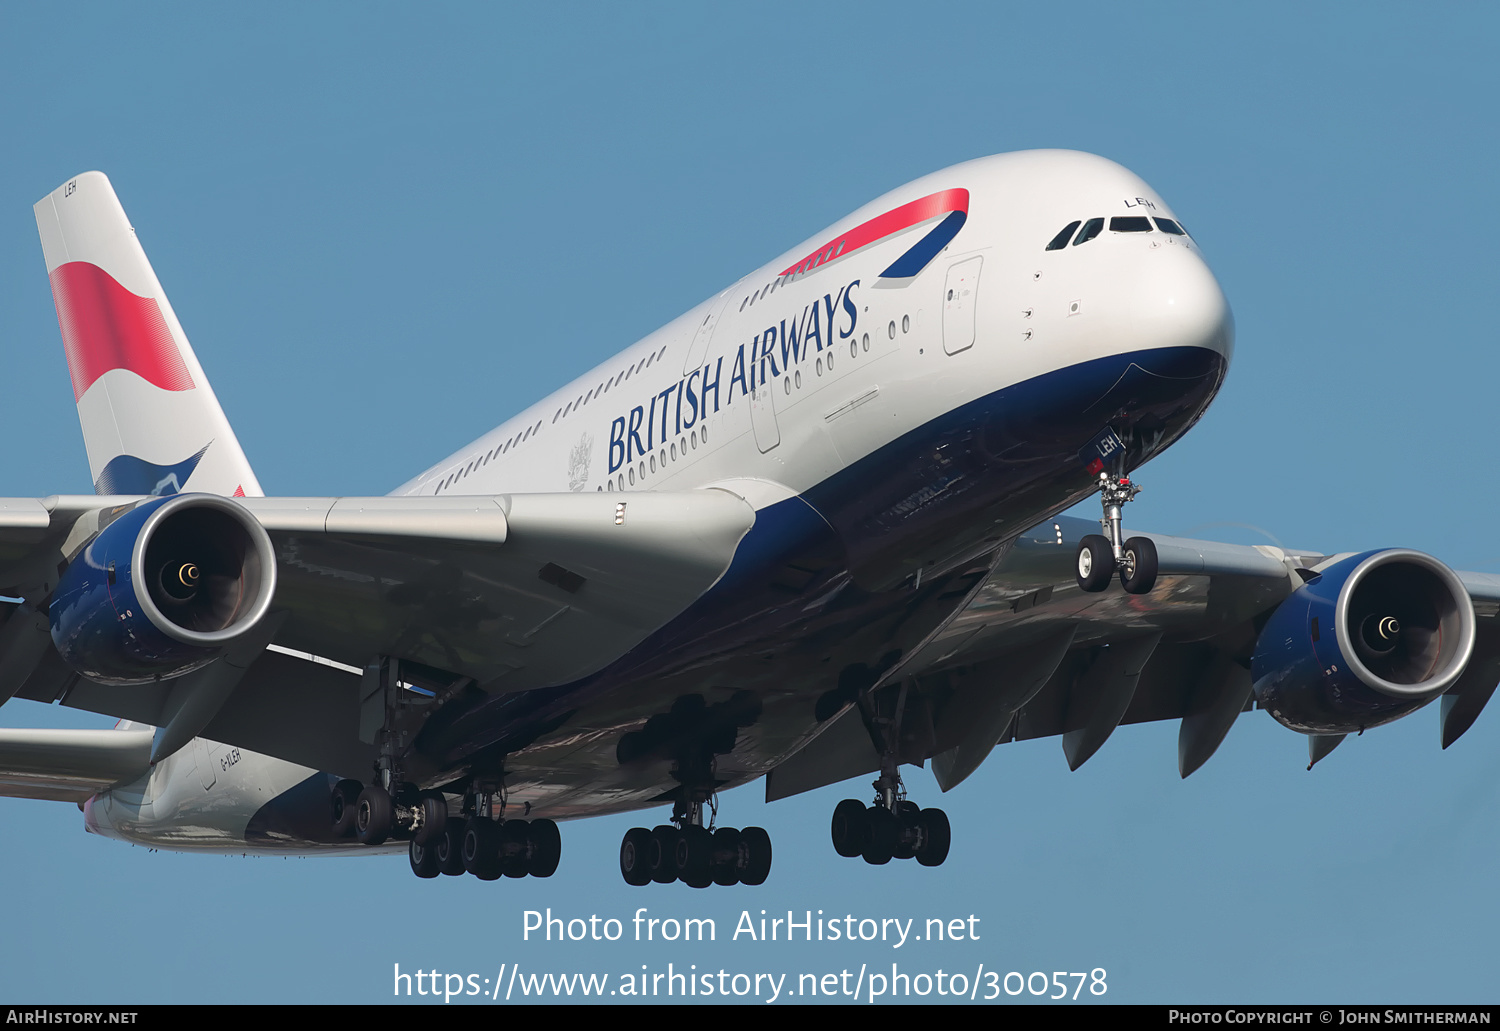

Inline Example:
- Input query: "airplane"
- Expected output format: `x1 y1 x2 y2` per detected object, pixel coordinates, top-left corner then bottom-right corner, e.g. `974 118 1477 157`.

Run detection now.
2 150 1495 889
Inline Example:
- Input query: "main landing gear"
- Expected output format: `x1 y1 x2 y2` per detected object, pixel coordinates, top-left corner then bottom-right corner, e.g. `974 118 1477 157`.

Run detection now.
830 680 951 867
1076 470 1158 595
618 821 771 889
617 695 771 888
332 777 561 882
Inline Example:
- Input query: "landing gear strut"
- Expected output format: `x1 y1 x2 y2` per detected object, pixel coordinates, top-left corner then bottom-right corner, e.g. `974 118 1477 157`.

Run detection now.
1076 470 1157 595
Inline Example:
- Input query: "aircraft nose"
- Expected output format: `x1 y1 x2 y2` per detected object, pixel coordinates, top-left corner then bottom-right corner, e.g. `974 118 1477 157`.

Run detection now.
1122 244 1234 363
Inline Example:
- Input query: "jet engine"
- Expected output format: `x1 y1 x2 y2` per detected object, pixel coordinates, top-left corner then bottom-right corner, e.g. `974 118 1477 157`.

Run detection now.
49 493 277 685
1251 549 1475 735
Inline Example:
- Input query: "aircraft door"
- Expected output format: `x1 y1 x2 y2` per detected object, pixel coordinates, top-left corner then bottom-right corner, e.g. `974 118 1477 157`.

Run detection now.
942 256 983 355
749 355 781 453
682 290 733 376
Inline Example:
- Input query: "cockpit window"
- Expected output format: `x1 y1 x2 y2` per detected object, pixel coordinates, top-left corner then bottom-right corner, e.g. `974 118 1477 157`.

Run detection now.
1153 218 1186 235
1045 221 1082 251
1072 218 1104 246
1109 216 1152 232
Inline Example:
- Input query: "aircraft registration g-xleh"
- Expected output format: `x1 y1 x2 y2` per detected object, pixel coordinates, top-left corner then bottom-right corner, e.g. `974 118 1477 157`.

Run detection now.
3 150 1497 887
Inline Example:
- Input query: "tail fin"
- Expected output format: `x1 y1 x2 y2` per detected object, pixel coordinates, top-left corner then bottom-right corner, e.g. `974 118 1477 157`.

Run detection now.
33 173 263 498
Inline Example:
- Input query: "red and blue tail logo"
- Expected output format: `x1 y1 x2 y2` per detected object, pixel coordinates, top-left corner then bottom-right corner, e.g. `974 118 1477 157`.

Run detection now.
49 261 196 401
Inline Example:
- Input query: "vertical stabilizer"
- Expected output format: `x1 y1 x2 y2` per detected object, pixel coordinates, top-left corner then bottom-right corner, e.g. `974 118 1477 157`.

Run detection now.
34 173 263 498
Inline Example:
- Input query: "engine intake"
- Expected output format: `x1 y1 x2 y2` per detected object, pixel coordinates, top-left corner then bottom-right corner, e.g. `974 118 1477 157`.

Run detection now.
1251 549 1475 735
50 494 277 685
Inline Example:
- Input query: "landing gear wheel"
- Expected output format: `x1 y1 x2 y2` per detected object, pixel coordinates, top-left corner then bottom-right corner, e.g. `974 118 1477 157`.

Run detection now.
892 800 921 860
915 807 951 868
436 817 467 876
1076 535 1116 593
647 825 680 884
831 799 870 858
500 819 530 879
413 791 448 846
620 827 652 887
330 779 361 837
463 818 502 880
409 837 441 878
711 828 742 886
354 785 394 846
739 826 772 885
862 806 896 865
677 825 713 889
527 819 561 878
1120 536 1158 595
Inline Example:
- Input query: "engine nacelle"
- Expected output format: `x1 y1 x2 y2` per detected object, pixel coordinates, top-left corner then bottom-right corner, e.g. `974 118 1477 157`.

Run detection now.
1251 549 1475 735
49 494 277 685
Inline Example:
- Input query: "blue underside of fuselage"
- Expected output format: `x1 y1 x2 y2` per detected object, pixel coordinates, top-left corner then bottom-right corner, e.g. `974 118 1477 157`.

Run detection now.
414 344 1227 769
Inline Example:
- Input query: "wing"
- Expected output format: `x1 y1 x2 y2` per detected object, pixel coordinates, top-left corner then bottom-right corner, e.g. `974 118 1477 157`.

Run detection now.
0 489 755 774
0 725 153 803
766 515 1500 800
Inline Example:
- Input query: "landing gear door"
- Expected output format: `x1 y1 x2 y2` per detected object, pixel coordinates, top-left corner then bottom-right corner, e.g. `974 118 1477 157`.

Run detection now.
942 256 983 355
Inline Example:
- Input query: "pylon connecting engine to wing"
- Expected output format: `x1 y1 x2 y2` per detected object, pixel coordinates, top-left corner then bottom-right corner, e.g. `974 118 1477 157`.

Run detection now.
48 494 277 685
1251 549 1475 735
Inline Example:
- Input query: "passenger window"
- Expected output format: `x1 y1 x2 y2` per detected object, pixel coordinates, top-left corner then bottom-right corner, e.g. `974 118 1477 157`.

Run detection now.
1073 218 1104 246
1046 221 1082 251
1154 218 1186 235
1109 216 1152 233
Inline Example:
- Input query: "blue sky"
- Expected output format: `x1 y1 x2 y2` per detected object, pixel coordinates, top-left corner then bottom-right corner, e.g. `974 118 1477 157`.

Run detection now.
1 2 1497 1005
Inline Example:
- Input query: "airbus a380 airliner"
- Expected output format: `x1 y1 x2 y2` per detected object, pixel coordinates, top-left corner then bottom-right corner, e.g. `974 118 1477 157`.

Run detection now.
2 151 1495 888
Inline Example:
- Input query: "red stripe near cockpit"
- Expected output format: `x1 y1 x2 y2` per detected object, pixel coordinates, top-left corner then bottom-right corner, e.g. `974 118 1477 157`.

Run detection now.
47 261 195 401
779 188 970 277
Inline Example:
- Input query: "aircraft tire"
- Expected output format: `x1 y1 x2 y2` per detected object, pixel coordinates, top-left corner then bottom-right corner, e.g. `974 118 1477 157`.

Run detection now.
647 825 680 884
413 792 447 846
1076 535 1116 592
916 807 951 868
862 806 896 866
892 800 921 860
409 838 441 879
464 818 503 880
740 826 772 885
712 828 742 886
330 779 362 838
354 785 393 846
436 817 467 876
831 799 869 858
620 827 653 886
527 819 561 878
677 825 712 888
1120 536 1159 595
500 819 530 879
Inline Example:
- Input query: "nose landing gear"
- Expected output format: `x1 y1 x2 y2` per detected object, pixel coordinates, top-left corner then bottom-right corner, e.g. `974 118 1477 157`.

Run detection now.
1076 470 1158 595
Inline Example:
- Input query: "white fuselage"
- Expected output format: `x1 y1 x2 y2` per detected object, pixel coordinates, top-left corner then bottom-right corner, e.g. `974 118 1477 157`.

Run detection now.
84 150 1232 853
